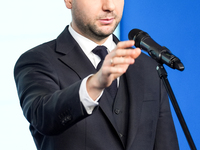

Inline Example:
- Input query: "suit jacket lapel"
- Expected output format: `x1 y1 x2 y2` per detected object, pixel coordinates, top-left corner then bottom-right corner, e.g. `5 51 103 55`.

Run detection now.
99 92 119 130
56 26 96 79
125 57 145 149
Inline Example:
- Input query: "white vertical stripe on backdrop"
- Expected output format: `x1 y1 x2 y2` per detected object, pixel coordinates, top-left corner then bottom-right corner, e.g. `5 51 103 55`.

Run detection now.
0 0 119 149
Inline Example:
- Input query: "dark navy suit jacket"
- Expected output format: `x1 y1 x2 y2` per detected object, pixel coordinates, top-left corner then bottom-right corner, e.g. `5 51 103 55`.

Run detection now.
14 26 179 150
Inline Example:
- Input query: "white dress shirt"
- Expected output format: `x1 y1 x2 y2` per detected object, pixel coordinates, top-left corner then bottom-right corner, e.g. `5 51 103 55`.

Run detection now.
68 25 116 114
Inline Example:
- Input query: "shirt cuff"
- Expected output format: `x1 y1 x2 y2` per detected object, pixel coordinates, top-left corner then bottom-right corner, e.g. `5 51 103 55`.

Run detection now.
79 75 103 114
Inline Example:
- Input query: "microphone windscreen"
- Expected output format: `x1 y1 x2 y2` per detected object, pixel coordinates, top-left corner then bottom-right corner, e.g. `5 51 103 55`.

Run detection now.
128 29 142 40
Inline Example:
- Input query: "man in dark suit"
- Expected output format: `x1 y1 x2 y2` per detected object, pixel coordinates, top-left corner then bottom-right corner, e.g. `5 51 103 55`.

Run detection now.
14 0 179 149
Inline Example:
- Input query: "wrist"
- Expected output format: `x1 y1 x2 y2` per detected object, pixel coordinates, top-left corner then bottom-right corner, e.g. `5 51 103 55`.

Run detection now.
86 74 104 100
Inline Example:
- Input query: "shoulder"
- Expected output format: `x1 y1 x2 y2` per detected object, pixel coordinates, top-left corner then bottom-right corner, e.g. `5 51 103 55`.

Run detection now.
126 52 160 84
15 39 56 67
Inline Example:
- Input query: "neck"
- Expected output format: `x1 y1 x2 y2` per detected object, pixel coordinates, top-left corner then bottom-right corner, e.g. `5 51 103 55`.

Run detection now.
89 35 110 45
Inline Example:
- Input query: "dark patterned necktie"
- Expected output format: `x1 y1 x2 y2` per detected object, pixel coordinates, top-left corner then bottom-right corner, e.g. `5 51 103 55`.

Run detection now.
92 46 118 99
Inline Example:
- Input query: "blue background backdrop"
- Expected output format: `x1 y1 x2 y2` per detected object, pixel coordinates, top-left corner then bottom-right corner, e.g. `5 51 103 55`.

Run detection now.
0 0 199 149
120 0 200 149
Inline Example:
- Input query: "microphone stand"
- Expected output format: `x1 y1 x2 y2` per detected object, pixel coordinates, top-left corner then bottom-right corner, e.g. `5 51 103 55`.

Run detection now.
156 64 197 150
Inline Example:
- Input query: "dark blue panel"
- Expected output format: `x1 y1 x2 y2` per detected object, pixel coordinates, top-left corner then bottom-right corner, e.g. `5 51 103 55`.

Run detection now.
120 0 200 149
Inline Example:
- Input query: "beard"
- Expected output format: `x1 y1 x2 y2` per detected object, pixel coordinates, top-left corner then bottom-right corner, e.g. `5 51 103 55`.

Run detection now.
86 20 119 40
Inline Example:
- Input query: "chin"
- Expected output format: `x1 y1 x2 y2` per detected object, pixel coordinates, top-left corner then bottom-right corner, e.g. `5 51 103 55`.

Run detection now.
99 27 115 35
97 31 113 37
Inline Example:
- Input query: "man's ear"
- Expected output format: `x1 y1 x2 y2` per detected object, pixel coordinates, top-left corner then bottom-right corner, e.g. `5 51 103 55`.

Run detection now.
64 0 72 9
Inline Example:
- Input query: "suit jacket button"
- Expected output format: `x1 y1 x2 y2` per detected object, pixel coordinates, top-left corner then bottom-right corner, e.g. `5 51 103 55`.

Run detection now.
119 133 123 138
61 115 72 125
66 115 72 121
114 108 120 115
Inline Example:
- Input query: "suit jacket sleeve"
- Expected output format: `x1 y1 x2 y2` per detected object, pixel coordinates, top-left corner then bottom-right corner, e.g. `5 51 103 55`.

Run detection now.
14 45 89 136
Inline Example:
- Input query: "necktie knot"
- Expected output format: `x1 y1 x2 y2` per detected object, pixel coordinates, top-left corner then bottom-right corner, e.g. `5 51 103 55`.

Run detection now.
92 46 108 60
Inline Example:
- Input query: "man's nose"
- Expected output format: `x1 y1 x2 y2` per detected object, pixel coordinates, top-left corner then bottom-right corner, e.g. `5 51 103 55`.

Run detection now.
102 0 115 12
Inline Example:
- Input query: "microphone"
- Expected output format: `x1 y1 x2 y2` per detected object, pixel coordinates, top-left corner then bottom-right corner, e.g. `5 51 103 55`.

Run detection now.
128 29 184 71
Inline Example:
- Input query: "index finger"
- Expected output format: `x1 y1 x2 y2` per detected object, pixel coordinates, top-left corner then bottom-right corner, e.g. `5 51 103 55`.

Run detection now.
116 40 135 49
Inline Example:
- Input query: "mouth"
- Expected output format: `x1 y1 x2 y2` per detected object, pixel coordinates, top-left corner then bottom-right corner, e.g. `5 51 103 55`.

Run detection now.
99 18 114 25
